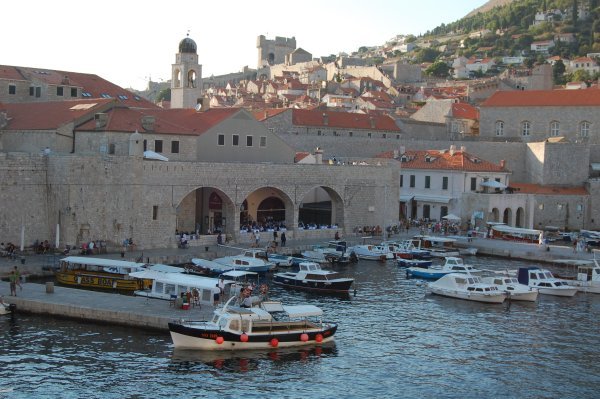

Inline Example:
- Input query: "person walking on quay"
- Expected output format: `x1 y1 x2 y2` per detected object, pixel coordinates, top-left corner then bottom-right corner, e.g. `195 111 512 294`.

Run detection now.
273 230 278 246
9 269 18 296
280 232 286 247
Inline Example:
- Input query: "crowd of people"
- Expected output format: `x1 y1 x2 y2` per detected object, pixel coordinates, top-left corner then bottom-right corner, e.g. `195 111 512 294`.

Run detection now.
0 242 17 259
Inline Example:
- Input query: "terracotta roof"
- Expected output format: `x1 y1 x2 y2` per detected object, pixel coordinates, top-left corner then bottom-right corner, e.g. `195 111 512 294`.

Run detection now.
377 149 507 172
451 103 479 120
0 65 157 108
508 183 588 195
294 152 311 162
3 98 115 130
77 107 241 135
251 108 289 121
481 90 600 107
292 109 400 131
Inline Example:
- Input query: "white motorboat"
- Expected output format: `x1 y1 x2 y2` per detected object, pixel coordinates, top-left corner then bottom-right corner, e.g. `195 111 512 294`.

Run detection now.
517 267 578 297
554 259 600 294
301 240 352 264
481 276 538 301
459 247 478 256
428 273 507 303
406 256 482 280
414 236 460 257
0 298 15 315
273 262 354 294
168 296 337 350
194 249 276 273
347 244 394 261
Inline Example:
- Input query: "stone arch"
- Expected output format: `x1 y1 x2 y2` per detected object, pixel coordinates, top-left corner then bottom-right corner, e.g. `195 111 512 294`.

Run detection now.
503 208 512 226
187 69 197 88
240 186 294 231
267 53 275 65
173 68 181 88
298 186 344 229
175 186 235 236
491 208 500 222
515 207 525 228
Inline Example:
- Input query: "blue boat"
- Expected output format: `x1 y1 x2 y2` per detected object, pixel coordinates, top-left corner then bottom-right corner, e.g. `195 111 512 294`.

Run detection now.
406 257 482 280
397 258 433 268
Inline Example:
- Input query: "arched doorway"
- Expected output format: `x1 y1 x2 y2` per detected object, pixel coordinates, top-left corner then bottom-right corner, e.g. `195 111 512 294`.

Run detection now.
516 207 525 228
176 187 233 235
491 208 500 222
299 186 343 228
257 197 286 224
503 208 512 225
241 187 293 231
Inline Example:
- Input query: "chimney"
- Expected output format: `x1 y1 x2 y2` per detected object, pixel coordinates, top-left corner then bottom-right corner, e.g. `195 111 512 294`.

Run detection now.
449 144 456 156
460 145 466 153
141 115 155 131
500 160 506 168
393 149 399 159
399 145 406 155
95 113 108 129
196 97 210 112
314 147 323 164
322 112 328 125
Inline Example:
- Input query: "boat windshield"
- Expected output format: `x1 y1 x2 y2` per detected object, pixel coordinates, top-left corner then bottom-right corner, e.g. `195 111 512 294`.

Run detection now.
543 271 554 279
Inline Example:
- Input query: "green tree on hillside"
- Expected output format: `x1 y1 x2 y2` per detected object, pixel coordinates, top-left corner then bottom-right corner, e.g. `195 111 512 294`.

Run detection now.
414 48 441 63
425 61 450 77
552 59 567 84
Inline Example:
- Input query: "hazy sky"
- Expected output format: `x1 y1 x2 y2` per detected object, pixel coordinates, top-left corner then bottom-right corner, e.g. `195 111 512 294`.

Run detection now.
2 0 488 90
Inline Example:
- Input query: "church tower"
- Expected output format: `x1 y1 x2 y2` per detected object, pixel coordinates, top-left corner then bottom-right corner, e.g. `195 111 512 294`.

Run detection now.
171 34 203 109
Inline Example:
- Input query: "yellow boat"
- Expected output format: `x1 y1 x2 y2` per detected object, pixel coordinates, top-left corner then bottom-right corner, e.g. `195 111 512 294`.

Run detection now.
56 256 152 292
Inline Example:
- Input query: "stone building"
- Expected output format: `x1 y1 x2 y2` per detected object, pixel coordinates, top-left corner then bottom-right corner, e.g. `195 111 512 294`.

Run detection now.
171 35 203 109
257 35 297 68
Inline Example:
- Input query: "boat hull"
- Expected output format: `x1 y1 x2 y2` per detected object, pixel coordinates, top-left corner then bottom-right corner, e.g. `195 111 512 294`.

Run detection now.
429 288 506 303
536 287 578 297
506 290 539 302
397 259 432 268
168 323 337 350
272 275 354 293
406 268 450 280
55 271 150 292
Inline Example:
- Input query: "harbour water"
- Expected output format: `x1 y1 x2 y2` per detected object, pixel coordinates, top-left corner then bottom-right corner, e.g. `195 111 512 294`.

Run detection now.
1 256 599 398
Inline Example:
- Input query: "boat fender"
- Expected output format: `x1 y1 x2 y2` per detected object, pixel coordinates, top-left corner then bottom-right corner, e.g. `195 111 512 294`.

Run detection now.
240 333 249 342
112 280 117 289
270 338 279 347
215 336 224 345
315 334 323 343
300 333 309 342
77 276 82 285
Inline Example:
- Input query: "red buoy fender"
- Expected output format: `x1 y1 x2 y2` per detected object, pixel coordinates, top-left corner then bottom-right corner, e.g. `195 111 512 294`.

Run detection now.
215 336 224 344
270 338 279 347
300 333 309 342
240 333 249 342
315 334 323 343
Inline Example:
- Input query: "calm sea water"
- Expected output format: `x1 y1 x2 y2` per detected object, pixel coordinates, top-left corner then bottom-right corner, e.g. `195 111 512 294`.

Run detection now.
1 256 599 399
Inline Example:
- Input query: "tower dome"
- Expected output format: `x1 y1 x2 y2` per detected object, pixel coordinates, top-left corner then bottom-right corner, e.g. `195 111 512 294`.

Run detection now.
178 36 197 54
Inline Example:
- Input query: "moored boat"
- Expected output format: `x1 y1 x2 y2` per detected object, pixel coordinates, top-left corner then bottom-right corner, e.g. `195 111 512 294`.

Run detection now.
406 257 481 280
397 258 433 268
347 244 394 261
481 276 538 301
193 249 276 274
55 256 152 292
517 267 578 297
272 262 354 294
168 296 337 350
414 236 460 257
553 259 600 294
428 273 507 303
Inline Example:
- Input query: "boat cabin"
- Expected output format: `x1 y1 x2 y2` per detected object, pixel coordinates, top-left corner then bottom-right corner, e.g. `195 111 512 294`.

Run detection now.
59 256 147 275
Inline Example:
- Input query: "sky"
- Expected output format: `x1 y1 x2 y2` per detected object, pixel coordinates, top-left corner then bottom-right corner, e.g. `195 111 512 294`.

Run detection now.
2 0 488 91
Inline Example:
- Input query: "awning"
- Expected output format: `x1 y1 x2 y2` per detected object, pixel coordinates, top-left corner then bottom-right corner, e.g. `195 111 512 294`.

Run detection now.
591 163 600 171
413 195 452 204
480 180 507 189
143 150 169 161
399 195 414 202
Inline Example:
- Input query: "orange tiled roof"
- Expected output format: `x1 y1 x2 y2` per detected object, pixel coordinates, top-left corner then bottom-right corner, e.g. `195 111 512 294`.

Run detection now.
3 98 115 130
481 89 600 107
377 149 506 172
251 108 289 121
294 152 311 162
77 107 241 135
509 183 588 195
451 103 479 120
292 109 400 131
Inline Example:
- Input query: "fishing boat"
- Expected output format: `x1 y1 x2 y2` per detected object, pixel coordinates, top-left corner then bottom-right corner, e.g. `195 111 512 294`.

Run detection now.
406 257 481 280
553 259 600 294
413 236 460 257
481 276 538 302
517 267 578 297
168 296 337 350
272 262 354 294
192 249 276 274
347 244 394 261
428 273 507 303
301 241 352 264
55 256 152 292
129 266 224 306
393 240 432 260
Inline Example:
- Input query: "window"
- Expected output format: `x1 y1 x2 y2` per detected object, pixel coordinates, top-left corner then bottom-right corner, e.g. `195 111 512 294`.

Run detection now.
171 141 179 153
550 121 560 137
218 134 225 146
470 177 477 191
442 176 448 190
521 121 530 136
154 140 163 153
35 87 41 97
57 86 64 96
71 87 77 97
333 131 338 136
8 85 16 95
260 136 267 147
29 87 34 96
580 121 590 138
317 130 322 136
425 176 431 189
400 175 404 187
246 135 253 147
423 204 431 219
349 131 353 137
232 134 239 146
396 134 400 139
152 206 158 220
495 121 504 136
368 133 372 138
143 139 147 151
108 143 116 154
383 134 387 139
409 175 415 188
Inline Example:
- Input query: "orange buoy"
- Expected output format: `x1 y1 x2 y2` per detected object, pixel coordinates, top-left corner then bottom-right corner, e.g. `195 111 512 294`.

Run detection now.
270 338 279 347
240 333 249 342
315 334 323 343
300 333 309 342
215 336 224 344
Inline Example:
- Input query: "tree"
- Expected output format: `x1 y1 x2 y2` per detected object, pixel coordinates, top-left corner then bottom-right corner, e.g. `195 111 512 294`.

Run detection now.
425 61 450 77
415 48 441 63
358 46 368 53
156 88 171 102
524 58 535 68
572 0 579 29
552 59 567 84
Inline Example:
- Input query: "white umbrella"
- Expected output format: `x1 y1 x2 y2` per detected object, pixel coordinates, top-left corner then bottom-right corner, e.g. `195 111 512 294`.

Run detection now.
442 214 461 221
480 180 507 189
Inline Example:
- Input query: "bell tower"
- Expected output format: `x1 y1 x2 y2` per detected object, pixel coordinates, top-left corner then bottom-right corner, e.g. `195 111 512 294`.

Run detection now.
171 34 203 109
